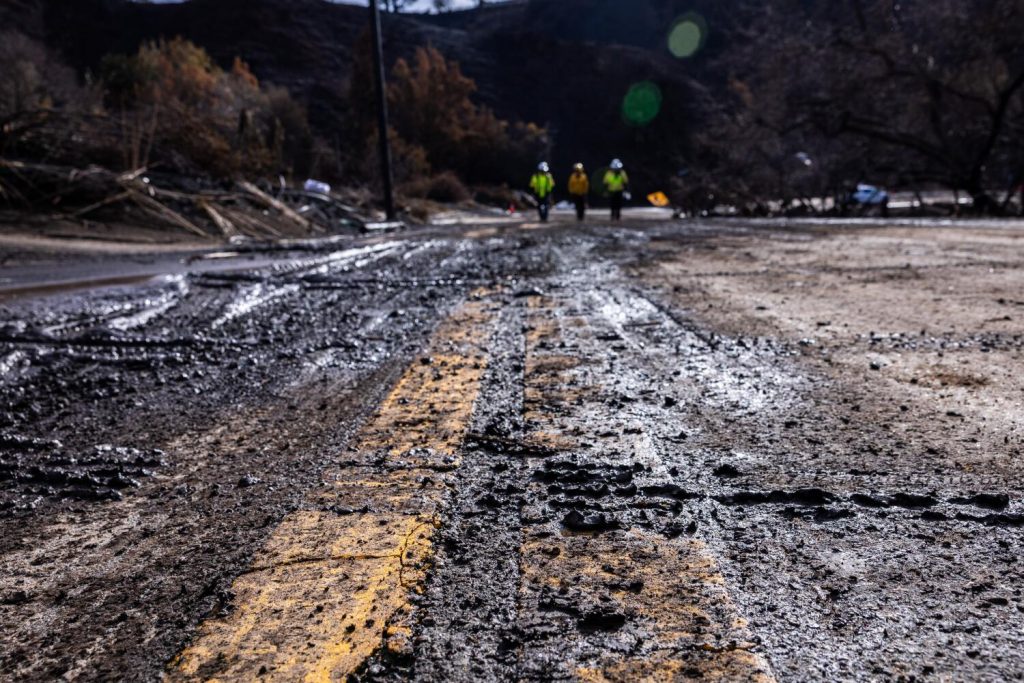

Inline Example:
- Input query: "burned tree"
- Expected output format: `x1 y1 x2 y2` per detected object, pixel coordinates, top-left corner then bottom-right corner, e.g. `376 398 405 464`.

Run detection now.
703 0 1024 213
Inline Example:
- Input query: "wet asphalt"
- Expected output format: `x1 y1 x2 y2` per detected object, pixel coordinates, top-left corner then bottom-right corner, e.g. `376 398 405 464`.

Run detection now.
1 218 1023 681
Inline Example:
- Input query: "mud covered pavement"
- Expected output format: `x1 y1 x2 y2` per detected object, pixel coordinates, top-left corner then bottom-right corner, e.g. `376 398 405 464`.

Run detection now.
2 218 1024 681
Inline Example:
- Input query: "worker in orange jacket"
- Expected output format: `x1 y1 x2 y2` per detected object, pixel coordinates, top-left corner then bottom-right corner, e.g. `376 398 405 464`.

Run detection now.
568 163 590 221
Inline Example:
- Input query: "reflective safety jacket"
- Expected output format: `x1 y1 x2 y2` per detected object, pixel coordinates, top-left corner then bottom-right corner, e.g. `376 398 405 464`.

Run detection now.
530 172 555 199
568 171 590 196
603 170 629 193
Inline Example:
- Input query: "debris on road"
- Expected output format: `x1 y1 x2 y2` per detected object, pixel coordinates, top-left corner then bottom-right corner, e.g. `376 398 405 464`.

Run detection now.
0 160 376 241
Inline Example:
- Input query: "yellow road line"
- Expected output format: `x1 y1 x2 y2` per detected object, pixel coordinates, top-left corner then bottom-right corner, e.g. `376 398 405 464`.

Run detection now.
521 531 774 683
170 297 497 682
523 299 594 451
520 294 776 682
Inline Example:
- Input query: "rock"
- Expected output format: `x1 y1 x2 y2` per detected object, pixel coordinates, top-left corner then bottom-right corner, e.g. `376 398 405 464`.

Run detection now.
713 463 741 478
577 609 627 632
950 493 1010 511
561 510 620 533
719 488 835 506
477 493 501 508
889 492 937 508
1 590 30 605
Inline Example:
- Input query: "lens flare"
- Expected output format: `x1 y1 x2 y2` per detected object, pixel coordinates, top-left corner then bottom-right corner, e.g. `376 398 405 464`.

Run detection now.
622 81 662 127
667 14 707 59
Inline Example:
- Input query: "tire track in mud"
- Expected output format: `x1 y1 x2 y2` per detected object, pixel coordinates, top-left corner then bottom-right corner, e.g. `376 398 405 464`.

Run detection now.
514 291 775 682
0 241 456 512
169 292 501 681
162 265 778 682
331 259 783 682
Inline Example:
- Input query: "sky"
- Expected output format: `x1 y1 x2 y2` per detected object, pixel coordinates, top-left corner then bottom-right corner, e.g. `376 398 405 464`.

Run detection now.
359 0 482 9
142 0 489 12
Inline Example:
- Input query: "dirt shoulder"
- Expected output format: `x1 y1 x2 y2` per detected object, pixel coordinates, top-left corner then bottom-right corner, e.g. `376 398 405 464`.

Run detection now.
631 220 1024 680
636 222 1024 477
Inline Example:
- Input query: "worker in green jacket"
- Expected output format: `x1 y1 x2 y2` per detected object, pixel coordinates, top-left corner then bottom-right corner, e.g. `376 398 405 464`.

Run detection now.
603 159 630 220
529 162 556 222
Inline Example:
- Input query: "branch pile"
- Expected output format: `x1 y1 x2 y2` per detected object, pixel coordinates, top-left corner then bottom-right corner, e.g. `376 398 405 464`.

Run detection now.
0 160 372 240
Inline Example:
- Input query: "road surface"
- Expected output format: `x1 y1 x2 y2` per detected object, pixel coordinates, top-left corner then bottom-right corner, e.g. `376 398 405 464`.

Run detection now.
2 217 1023 681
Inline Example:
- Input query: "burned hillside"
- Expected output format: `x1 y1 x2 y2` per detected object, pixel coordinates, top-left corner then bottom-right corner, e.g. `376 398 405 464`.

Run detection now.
4 0 709 194
4 0 1024 210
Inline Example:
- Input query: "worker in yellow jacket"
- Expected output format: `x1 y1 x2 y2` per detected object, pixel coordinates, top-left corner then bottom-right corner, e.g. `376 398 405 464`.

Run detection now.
568 163 590 221
603 159 630 220
529 162 556 222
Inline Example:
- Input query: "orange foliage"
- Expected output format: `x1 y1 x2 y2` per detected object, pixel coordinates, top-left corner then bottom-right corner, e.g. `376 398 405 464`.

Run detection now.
350 37 548 188
385 46 548 185
100 38 312 177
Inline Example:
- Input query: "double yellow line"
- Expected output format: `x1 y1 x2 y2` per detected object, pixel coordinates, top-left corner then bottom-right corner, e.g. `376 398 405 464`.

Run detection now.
171 290 775 682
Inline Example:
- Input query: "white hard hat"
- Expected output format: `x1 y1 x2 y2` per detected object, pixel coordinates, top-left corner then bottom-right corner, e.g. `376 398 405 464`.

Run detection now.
538 162 550 172
610 159 624 170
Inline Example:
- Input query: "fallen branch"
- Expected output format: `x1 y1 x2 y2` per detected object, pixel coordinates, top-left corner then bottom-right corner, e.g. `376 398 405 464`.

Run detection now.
219 205 283 239
125 189 208 237
117 167 147 183
73 191 131 218
197 199 237 237
237 180 312 232
0 175 29 206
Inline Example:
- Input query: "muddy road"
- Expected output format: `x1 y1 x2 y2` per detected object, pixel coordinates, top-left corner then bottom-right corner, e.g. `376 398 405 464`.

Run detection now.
1 218 1023 681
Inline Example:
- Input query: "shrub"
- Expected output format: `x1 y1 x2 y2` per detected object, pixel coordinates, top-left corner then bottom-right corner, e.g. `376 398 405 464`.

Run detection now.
350 37 550 189
473 184 518 209
363 128 431 188
99 38 314 178
386 46 549 186
423 172 470 203
0 31 98 157
399 171 470 204
0 31 80 119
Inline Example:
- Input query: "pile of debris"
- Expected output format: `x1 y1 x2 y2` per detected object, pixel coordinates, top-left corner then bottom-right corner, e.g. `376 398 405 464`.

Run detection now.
0 160 382 240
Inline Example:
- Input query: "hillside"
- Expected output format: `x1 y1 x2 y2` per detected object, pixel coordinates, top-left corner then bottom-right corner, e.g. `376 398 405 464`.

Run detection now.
6 0 724 193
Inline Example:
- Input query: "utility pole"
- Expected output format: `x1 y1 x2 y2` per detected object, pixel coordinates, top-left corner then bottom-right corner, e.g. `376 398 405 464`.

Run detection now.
370 0 396 220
